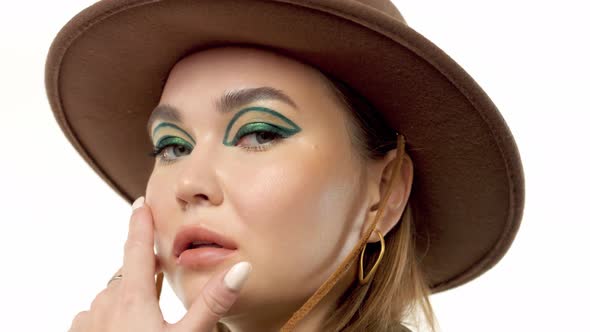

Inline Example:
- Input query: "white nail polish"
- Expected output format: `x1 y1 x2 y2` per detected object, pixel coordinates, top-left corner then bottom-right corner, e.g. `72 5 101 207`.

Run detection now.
132 196 145 211
224 261 252 291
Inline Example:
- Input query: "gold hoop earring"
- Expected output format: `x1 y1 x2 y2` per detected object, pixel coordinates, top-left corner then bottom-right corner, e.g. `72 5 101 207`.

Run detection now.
358 230 385 285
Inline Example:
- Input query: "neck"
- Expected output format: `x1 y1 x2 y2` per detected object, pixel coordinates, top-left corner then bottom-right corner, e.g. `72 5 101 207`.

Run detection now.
218 264 356 332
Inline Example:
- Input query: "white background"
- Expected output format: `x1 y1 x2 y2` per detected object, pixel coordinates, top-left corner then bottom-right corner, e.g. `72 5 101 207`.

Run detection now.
1 1 588 331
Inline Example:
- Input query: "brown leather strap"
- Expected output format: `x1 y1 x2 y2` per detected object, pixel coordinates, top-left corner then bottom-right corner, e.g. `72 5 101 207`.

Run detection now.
156 272 164 301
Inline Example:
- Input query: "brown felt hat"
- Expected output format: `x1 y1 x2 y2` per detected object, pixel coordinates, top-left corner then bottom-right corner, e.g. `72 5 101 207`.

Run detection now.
45 0 525 297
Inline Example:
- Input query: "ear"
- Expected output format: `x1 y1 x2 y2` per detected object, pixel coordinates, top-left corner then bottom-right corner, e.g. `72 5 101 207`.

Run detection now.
362 149 414 243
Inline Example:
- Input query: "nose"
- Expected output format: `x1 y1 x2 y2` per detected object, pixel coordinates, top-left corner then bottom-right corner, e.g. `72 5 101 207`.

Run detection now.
174 140 223 209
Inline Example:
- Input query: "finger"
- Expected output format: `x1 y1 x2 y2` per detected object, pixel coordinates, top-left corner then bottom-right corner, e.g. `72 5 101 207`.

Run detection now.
69 311 89 331
109 253 160 291
112 247 160 281
116 244 160 277
111 267 123 277
122 196 157 299
171 261 252 332
106 267 123 288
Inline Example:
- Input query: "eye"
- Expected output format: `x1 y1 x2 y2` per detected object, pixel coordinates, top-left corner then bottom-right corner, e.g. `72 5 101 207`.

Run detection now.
236 127 286 151
149 136 192 163
158 144 191 161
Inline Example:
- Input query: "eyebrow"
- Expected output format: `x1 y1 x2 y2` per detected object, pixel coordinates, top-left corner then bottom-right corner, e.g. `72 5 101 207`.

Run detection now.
147 86 299 137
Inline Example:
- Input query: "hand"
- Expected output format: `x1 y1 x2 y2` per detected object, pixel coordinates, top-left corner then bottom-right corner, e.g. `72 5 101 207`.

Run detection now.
68 197 252 332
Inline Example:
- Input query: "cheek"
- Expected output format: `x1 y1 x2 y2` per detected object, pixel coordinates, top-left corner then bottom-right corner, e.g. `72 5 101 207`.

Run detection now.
145 170 176 254
230 139 360 286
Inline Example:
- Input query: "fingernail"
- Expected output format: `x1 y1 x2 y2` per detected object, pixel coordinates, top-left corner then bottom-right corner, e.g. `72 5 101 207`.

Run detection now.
132 196 145 211
224 261 252 291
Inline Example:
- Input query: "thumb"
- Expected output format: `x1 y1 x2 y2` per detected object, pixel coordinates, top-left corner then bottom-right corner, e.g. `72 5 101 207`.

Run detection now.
171 261 252 332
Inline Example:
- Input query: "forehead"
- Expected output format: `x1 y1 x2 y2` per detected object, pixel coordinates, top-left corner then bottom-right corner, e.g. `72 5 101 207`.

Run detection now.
159 46 331 106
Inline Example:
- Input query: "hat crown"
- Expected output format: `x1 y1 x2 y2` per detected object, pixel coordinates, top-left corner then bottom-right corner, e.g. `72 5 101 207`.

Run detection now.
354 0 406 23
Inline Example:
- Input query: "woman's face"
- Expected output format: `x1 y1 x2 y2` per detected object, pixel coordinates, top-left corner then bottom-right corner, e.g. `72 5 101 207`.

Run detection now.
145 46 376 320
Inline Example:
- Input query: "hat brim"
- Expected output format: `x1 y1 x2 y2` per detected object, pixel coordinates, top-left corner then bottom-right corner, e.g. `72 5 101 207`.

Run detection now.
45 0 525 293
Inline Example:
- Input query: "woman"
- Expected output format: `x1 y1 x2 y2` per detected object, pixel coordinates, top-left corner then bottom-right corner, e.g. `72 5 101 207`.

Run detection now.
46 1 525 331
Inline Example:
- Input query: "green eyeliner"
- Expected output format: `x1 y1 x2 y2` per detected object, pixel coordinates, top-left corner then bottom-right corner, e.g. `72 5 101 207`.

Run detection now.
223 106 301 146
155 135 193 149
151 106 301 149
152 123 196 145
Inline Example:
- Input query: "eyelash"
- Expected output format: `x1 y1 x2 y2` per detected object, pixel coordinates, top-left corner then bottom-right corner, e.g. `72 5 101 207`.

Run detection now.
148 129 286 164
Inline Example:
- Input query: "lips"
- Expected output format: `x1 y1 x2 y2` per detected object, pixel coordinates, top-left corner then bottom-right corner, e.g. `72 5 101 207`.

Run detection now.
173 225 238 258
